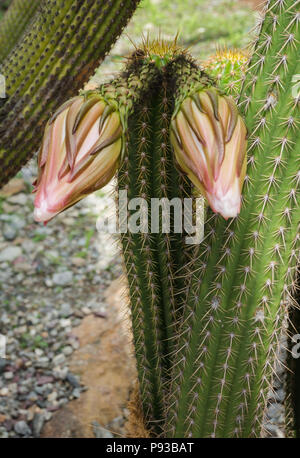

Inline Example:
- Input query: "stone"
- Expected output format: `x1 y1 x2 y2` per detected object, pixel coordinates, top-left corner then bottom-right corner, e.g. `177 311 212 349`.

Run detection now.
35 357 50 368
32 413 45 437
62 346 73 356
0 358 8 374
59 303 73 317
0 246 22 262
52 271 73 286
92 421 113 438
71 257 86 267
66 373 81 388
27 392 38 402
52 354 66 366
14 420 31 436
7 193 28 206
3 224 18 241
72 388 81 399
0 178 26 197
4 372 13 380
0 387 9 396
47 392 57 402
60 319 71 328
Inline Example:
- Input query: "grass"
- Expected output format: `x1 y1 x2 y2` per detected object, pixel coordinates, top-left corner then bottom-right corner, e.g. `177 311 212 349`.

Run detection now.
92 0 257 83
128 0 256 55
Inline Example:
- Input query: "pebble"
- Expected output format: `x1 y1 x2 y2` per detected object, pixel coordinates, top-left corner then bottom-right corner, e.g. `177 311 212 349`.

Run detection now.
62 346 73 356
0 388 9 396
0 358 8 374
66 372 81 388
3 224 18 241
59 303 73 317
52 354 66 367
14 420 32 436
92 421 113 438
32 413 45 437
52 271 73 286
7 193 28 206
4 372 13 380
0 246 22 262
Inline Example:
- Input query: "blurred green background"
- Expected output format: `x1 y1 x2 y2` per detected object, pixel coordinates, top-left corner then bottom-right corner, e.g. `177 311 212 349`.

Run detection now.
93 0 260 82
0 0 10 19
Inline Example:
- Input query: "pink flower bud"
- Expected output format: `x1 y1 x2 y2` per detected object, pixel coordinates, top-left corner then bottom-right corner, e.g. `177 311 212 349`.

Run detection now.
171 88 247 219
33 94 122 223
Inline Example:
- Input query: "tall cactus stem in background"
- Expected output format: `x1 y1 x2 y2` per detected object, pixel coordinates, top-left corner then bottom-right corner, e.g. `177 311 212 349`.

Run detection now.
164 0 299 438
0 0 140 188
203 49 248 98
0 0 41 62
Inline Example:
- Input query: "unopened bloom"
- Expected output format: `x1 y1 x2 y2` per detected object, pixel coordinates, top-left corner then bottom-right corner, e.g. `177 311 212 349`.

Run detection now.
33 93 122 223
171 87 247 219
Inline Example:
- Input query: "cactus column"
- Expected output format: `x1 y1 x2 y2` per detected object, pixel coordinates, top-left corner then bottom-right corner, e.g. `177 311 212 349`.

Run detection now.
0 0 41 62
165 0 299 438
0 0 140 188
98 46 213 434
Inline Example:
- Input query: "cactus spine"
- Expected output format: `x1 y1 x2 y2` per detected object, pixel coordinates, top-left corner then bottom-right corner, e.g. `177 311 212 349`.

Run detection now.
165 0 299 438
0 0 140 188
0 0 41 62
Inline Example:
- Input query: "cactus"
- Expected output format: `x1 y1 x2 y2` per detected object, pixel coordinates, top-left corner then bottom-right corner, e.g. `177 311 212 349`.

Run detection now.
0 0 140 188
30 0 299 439
102 46 209 434
164 0 300 438
203 49 248 98
0 0 41 62
98 39 247 435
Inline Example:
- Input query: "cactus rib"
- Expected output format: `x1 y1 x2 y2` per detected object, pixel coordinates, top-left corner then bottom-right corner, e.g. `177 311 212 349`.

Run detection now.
0 0 41 63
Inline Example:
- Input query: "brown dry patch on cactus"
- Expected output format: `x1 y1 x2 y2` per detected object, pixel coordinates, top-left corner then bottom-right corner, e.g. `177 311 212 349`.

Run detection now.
125 383 152 438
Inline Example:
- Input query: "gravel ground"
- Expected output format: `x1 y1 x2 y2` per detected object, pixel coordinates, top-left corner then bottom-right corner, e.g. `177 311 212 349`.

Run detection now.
0 162 122 438
0 162 287 438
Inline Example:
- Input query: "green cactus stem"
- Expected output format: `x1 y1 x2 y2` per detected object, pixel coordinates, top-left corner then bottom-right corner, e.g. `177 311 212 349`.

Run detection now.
98 44 214 434
165 0 299 438
0 0 140 188
0 0 41 63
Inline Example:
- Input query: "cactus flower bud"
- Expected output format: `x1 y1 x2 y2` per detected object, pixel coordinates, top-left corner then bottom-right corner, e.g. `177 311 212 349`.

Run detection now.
33 94 122 223
171 88 247 219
